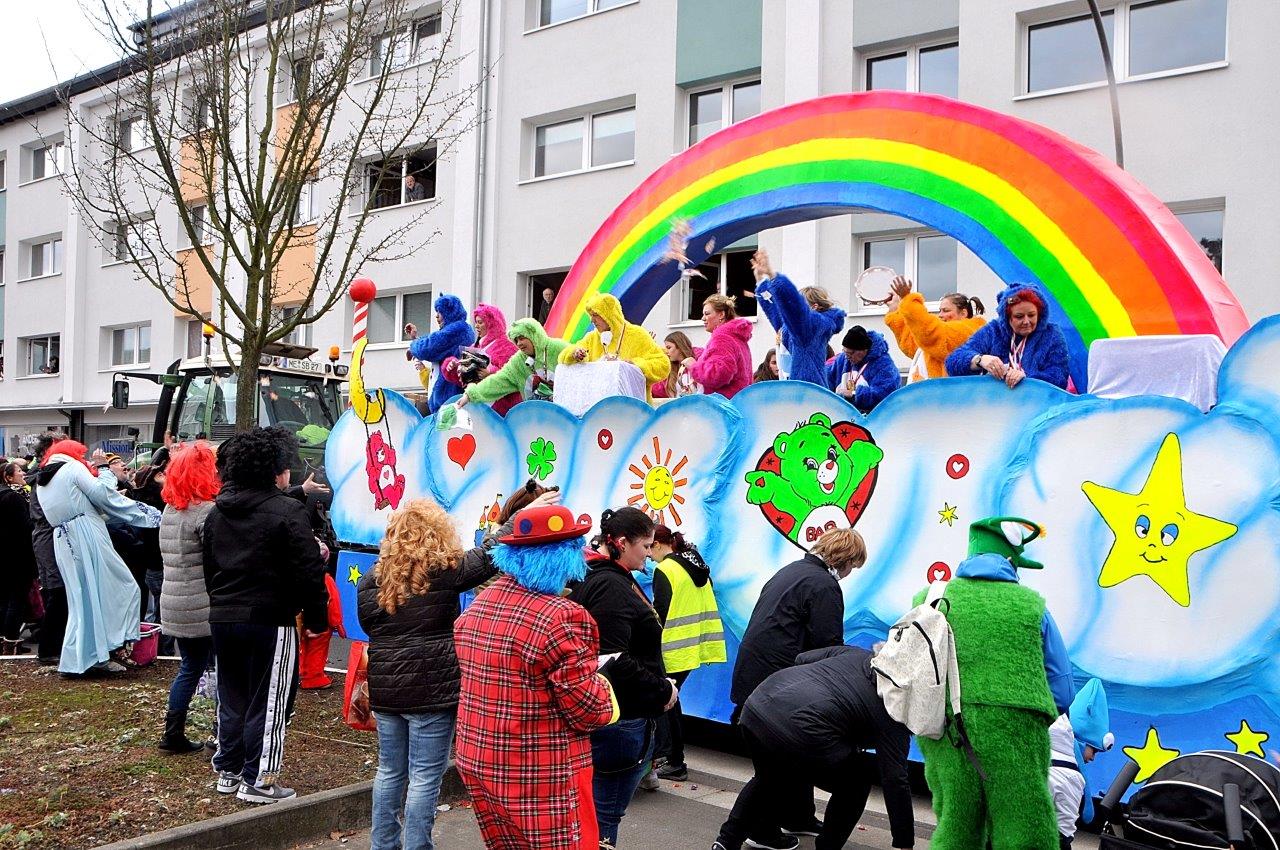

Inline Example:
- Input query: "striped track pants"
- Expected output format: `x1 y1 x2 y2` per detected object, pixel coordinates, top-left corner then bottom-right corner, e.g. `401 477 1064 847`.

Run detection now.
211 623 299 788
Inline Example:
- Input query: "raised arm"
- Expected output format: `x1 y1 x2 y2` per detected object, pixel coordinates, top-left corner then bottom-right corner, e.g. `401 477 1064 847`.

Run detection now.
79 466 161 528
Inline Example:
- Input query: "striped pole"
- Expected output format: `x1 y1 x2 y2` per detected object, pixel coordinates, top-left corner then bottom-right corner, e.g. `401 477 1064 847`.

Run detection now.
348 278 384 423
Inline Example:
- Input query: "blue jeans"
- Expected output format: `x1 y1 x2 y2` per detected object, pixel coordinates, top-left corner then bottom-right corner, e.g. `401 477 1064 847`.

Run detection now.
371 710 456 850
168 636 212 713
591 718 655 846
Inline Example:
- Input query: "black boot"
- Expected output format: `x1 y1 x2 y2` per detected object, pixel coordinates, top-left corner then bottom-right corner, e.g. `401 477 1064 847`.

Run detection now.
157 710 203 754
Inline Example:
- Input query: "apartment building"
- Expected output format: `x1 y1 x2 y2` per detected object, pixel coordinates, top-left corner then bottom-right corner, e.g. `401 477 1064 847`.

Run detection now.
1 0 1276 456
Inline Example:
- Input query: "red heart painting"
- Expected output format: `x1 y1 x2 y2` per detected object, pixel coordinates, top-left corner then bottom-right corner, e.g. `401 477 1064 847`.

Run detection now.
447 434 476 470
748 417 880 551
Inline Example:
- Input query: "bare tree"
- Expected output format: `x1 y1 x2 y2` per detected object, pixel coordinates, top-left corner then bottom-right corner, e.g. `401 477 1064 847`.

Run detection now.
56 0 482 430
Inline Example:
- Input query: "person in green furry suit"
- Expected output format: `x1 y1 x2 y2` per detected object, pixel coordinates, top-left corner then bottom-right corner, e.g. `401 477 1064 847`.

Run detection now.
915 517 1075 850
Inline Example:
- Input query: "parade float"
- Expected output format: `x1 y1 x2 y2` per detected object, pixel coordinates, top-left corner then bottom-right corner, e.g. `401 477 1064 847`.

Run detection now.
326 92 1279 798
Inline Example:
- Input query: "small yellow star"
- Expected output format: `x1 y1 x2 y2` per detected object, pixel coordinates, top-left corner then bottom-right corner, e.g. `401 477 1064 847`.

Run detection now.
347 564 362 586
938 503 959 527
1123 727 1180 783
1082 433 1236 607
1225 720 1269 757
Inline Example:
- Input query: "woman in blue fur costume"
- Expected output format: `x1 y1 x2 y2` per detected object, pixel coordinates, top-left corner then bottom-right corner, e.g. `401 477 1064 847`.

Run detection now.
945 282 1070 389
750 249 847 387
407 294 474 412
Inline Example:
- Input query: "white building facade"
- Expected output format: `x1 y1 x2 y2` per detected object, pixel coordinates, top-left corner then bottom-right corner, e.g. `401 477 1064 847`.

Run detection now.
1 0 1275 455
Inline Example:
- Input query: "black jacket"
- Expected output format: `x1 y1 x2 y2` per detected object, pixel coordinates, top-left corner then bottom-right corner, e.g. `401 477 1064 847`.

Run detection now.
741 646 914 849
569 559 672 719
203 485 328 632
28 466 60 590
730 552 844 706
0 488 37 591
651 547 712 626
356 525 504 715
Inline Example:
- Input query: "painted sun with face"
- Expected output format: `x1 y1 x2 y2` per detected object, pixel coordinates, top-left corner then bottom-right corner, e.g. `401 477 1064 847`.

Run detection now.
1082 433 1237 607
628 435 690 526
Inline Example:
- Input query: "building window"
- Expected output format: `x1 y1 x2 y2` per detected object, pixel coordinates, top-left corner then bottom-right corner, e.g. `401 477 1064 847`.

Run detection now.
0 155 6 190
288 57 312 103
110 217 153 262
293 179 318 225
533 107 635 178
27 237 63 278
678 250 758 322
527 270 568 320
24 334 60 375
367 289 433 344
29 142 64 181
864 42 958 98
365 148 437 210
538 0 629 28
1174 206 1224 273
688 79 761 147
111 323 152 367
271 306 313 348
115 116 141 152
858 231 964 305
0 247 5 284
370 13 442 76
182 204 208 247
1025 0 1226 94
185 318 209 358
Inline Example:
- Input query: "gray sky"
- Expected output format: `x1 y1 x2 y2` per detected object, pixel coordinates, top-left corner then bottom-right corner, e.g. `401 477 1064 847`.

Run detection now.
1 2 133 105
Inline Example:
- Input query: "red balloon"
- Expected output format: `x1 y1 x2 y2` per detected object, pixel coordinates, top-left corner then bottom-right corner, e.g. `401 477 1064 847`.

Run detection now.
350 278 377 304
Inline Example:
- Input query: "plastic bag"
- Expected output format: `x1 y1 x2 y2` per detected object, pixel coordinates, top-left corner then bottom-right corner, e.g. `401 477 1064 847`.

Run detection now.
342 641 376 731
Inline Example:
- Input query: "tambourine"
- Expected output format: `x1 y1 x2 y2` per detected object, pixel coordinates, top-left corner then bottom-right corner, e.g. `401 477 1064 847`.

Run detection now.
855 265 898 306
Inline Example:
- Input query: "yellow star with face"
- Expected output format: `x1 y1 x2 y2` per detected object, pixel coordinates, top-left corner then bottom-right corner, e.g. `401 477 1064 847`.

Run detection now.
938 503 959 527
347 563 362 586
1081 433 1236 607
1123 726 1180 783
1225 720 1269 757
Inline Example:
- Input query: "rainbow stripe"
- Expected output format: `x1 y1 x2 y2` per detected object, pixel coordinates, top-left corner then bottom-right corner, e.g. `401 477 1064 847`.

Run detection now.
546 92 1247 387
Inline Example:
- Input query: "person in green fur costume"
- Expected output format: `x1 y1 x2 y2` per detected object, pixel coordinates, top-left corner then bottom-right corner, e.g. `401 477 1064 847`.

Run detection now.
455 318 570 409
915 516 1075 850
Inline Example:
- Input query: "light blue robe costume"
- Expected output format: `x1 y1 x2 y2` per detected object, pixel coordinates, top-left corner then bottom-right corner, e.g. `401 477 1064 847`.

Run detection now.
36 455 161 674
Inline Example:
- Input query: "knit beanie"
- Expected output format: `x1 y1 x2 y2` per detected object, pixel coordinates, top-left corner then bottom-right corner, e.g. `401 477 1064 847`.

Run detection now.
842 325 872 351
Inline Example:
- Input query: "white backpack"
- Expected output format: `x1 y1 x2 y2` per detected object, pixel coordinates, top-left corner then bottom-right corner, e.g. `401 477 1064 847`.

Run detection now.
870 581 962 740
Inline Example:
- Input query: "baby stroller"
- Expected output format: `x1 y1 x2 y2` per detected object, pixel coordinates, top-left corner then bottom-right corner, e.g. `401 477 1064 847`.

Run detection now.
1096 750 1280 849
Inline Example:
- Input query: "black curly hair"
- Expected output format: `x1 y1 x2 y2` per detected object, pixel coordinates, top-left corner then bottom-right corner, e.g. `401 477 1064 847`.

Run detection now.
215 426 297 489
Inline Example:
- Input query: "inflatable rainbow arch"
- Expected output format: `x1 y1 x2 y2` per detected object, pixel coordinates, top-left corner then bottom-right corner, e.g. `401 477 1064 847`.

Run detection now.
544 91 1248 388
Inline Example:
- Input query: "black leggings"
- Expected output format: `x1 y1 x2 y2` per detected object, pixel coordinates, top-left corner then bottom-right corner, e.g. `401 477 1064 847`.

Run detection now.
0 582 26 641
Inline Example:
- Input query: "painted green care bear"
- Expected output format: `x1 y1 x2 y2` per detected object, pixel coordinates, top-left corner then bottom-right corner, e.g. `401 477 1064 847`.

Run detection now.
745 412 884 545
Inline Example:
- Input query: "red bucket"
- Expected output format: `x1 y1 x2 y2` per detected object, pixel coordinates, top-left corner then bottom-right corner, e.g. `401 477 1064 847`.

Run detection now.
132 623 162 667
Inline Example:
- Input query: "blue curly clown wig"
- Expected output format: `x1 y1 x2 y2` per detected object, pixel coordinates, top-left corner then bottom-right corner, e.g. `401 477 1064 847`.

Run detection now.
491 537 588 596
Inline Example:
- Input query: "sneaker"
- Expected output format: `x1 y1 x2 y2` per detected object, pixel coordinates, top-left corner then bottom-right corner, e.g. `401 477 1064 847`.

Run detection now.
215 772 240 794
236 782 296 804
711 843 733 850
637 770 659 792
744 837 799 850
781 816 823 837
656 762 688 781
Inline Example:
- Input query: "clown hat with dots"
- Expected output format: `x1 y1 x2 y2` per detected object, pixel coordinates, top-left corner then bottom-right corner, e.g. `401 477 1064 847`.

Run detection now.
499 505 593 546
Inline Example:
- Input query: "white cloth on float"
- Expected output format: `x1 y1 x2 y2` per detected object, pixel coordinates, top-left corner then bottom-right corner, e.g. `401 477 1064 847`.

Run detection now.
1087 334 1226 412
554 361 648 416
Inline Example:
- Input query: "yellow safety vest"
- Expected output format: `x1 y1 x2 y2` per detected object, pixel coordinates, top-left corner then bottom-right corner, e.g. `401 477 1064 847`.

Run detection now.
657 558 727 674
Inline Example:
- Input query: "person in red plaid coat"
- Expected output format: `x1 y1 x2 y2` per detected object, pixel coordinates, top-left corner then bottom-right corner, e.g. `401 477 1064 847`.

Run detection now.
454 504 619 850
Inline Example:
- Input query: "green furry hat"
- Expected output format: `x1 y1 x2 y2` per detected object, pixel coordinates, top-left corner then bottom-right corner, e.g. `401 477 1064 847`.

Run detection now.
968 516 1045 570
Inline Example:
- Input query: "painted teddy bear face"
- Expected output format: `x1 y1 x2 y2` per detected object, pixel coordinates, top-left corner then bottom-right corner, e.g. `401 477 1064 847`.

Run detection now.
775 413 872 509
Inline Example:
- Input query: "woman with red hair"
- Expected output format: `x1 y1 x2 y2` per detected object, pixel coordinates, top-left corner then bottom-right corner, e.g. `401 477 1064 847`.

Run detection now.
946 282 1070 389
30 439 161 675
158 443 221 753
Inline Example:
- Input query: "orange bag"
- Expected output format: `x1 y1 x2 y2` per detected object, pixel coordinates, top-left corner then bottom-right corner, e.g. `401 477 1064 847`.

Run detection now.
325 573 346 637
342 641 377 731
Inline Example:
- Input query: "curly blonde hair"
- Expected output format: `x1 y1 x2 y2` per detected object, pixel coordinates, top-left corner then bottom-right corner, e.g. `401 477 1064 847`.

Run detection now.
375 499 466 614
